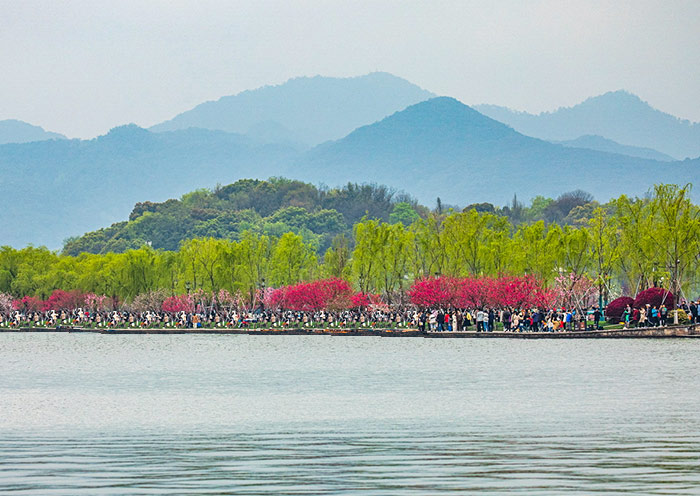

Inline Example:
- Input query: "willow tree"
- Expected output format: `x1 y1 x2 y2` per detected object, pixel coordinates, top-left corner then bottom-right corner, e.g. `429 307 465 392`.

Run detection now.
235 231 273 301
613 195 660 293
351 219 386 294
511 221 559 284
374 222 414 300
409 214 446 279
108 247 161 300
322 234 351 279
647 184 700 301
269 232 317 287
179 237 231 294
588 207 620 307
441 210 509 276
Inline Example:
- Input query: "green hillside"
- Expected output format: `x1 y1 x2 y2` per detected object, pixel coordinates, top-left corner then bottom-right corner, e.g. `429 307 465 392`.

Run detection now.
62 178 425 255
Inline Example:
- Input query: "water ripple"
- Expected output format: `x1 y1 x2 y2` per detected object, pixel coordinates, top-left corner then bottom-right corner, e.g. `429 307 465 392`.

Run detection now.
1 431 699 494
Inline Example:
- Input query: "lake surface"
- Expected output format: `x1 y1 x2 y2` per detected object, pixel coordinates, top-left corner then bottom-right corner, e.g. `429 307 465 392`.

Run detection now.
1 333 699 494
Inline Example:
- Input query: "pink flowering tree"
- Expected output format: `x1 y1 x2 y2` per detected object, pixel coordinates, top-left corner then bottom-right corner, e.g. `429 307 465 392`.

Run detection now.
84 293 111 311
260 287 276 309
130 289 169 312
0 293 13 314
552 272 597 311
218 289 243 312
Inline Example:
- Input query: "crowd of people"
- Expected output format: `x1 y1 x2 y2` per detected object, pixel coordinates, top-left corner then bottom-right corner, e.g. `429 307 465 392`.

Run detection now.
1 302 698 332
0 305 606 332
417 307 604 332
619 303 688 328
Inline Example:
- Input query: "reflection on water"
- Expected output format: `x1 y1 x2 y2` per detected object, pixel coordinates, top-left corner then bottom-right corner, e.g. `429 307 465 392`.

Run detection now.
2 430 700 494
1 334 699 494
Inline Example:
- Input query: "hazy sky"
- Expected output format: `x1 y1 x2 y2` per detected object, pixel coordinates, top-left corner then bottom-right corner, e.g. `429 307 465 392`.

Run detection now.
2 0 699 138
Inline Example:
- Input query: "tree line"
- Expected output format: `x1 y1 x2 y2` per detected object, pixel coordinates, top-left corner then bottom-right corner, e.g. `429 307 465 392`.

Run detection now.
1 184 698 306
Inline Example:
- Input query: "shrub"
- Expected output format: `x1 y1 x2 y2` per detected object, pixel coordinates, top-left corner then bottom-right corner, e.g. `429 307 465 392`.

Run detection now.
633 287 675 309
605 296 634 323
674 309 691 325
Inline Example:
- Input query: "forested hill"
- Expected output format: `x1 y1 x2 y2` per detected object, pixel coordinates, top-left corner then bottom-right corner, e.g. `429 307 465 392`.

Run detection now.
62 179 425 255
63 177 618 256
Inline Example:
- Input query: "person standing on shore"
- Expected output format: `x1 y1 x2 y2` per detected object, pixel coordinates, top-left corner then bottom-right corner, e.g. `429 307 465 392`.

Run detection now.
691 301 699 324
436 309 445 332
565 310 573 331
428 310 437 331
593 307 602 330
659 304 668 327
502 309 511 332
476 309 484 332
639 306 647 327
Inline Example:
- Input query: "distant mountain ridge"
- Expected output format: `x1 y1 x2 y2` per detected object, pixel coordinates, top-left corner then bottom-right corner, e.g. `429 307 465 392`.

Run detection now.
475 90 700 160
297 97 697 205
0 125 298 249
553 135 675 162
0 119 66 144
150 72 435 146
1 94 697 250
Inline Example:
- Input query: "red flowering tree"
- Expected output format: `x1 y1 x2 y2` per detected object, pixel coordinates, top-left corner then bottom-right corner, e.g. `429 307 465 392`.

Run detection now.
530 285 556 308
268 279 354 311
162 294 195 313
490 275 553 308
455 277 493 308
42 290 86 311
408 277 457 307
13 296 44 312
409 275 552 309
633 287 675 309
351 292 371 308
605 296 634 322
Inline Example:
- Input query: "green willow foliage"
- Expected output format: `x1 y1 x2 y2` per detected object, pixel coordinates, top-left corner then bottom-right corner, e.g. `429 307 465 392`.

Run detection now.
1 184 698 303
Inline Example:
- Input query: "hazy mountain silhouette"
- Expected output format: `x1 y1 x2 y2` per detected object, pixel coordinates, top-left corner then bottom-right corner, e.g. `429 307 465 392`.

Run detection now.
475 91 700 160
150 72 434 146
553 135 674 162
0 119 66 144
0 125 297 248
298 97 697 205
244 120 306 149
2 97 697 249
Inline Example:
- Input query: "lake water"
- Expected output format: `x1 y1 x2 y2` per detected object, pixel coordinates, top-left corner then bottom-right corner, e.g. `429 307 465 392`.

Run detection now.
1 333 699 494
